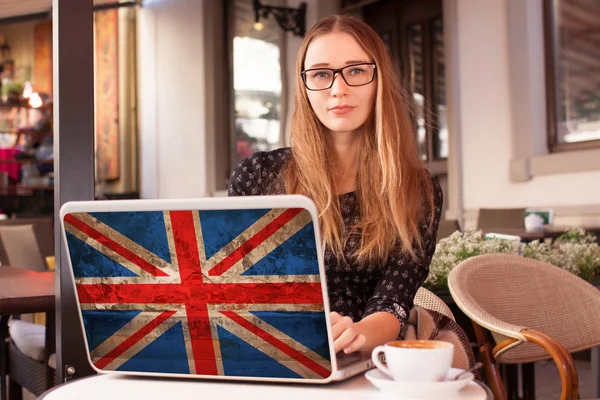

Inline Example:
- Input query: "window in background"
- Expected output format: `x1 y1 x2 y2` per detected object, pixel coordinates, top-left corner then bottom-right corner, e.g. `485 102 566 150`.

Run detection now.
404 14 447 162
544 0 600 151
230 0 284 166
431 17 448 159
407 23 427 161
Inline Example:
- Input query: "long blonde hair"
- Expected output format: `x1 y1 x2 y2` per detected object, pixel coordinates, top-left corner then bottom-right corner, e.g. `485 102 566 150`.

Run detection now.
283 15 435 265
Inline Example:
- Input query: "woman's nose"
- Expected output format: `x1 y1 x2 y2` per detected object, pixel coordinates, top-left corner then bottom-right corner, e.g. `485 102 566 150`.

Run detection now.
330 72 348 96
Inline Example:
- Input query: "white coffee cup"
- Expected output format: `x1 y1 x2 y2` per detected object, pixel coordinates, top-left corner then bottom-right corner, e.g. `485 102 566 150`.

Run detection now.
371 340 454 382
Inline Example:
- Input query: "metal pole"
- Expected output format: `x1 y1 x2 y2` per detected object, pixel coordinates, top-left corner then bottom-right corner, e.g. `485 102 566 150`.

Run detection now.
53 0 96 384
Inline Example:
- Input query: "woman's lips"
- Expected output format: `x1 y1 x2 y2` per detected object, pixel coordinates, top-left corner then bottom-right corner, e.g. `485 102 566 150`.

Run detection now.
329 106 355 115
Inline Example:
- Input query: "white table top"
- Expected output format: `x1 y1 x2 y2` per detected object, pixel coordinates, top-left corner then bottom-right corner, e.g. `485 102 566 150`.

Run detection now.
40 373 492 400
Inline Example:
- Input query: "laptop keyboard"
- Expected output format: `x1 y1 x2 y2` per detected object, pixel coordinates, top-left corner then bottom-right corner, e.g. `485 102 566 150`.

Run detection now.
336 351 385 368
336 352 370 367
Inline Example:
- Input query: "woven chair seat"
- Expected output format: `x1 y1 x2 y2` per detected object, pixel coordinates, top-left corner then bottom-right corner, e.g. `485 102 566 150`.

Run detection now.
449 254 600 364
8 342 51 396
8 319 46 361
6 319 55 396
414 287 455 321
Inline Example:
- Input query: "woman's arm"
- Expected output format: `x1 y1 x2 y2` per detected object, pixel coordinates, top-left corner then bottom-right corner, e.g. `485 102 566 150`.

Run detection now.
355 312 402 352
333 175 443 353
330 311 401 354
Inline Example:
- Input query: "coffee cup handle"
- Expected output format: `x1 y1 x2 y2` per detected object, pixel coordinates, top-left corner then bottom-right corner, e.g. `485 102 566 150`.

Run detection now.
371 346 392 378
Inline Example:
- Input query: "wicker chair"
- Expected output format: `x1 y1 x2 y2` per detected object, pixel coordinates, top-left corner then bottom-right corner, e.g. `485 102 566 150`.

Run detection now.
410 287 479 372
414 287 455 321
0 225 55 398
448 254 600 400
0 224 47 272
6 318 55 398
0 217 54 267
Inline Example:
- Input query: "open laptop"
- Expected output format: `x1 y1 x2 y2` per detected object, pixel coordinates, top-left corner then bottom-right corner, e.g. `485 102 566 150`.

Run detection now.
60 195 374 384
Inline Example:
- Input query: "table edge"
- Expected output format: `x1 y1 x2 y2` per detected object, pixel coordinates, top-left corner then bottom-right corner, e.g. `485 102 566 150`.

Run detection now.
0 294 55 315
38 373 494 399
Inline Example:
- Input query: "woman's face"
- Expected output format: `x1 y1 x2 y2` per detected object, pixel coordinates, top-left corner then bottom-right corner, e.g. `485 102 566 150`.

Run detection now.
303 32 376 136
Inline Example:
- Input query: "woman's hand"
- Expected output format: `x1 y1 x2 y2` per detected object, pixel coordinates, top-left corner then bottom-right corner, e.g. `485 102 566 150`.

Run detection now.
330 312 366 354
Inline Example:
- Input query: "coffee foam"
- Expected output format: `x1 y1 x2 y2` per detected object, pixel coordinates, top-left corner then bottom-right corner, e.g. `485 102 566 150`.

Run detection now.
388 340 453 349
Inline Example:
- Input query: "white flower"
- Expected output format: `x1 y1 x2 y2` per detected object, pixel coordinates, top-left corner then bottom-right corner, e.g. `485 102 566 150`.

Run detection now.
424 228 599 291
522 228 600 281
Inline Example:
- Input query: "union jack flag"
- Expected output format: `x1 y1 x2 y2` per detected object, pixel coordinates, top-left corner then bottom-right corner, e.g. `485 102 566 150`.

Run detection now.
64 207 332 379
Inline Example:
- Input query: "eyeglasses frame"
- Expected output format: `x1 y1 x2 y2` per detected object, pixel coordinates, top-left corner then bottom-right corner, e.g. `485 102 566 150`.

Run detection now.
300 63 377 91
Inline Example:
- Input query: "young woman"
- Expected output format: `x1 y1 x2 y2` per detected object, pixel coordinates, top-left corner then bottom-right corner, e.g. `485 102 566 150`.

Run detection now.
229 15 442 356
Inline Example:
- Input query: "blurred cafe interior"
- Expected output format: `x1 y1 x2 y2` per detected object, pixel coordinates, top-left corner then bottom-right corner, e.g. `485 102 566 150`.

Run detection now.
0 0 599 399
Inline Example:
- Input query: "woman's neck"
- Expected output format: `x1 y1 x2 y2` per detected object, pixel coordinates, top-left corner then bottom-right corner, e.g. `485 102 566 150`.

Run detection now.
329 130 360 195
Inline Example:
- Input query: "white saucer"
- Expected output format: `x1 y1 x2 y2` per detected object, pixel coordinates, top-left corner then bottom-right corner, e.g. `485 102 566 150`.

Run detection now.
365 368 474 399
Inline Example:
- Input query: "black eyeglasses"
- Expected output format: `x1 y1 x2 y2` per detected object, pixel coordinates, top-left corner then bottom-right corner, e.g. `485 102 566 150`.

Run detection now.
301 63 377 91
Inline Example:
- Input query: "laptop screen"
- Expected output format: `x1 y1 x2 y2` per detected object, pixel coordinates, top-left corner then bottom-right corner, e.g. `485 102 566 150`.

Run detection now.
63 205 333 381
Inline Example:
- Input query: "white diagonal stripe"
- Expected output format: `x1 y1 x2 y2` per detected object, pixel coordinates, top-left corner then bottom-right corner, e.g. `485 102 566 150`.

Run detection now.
66 213 180 282
76 212 179 278
219 210 312 278
213 309 331 379
233 310 331 371
163 211 181 280
208 309 225 376
90 310 179 368
200 210 314 282
101 311 182 371
82 305 195 373
178 309 197 374
197 209 287 272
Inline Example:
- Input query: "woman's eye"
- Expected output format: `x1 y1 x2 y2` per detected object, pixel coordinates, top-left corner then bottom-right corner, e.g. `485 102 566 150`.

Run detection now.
348 68 365 75
312 71 331 79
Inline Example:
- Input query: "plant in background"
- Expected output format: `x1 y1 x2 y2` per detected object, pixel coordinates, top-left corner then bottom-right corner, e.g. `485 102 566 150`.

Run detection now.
1 81 23 97
1 81 24 104
523 228 600 282
424 230 520 291
425 228 600 291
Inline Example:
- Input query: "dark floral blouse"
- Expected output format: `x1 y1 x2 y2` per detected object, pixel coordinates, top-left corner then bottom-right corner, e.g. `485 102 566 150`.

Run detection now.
228 148 443 331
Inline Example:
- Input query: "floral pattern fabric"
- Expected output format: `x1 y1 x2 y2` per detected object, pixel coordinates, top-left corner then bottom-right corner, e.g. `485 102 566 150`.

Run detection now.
228 148 443 330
